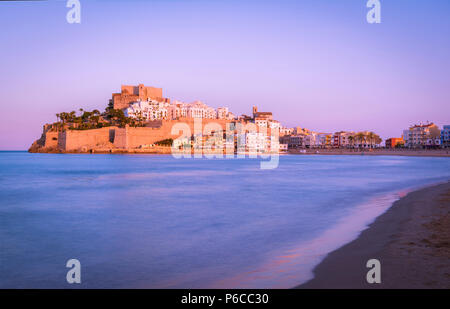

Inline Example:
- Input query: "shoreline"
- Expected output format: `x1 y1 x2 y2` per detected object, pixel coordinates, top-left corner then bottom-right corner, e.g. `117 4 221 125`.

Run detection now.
297 181 450 289
26 147 450 157
288 149 450 157
25 149 450 158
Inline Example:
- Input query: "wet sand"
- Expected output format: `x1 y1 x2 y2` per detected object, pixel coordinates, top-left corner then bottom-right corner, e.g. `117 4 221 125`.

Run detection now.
298 181 450 289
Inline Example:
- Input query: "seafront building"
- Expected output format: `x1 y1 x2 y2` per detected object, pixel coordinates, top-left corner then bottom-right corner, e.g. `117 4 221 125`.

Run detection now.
279 129 382 149
331 131 356 148
403 123 441 148
38 84 450 154
385 137 404 148
441 125 450 148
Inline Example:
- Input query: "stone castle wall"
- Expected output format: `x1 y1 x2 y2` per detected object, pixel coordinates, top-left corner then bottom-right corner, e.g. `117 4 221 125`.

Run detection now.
52 119 235 152
112 84 169 110
113 119 233 149
44 131 59 148
58 127 114 151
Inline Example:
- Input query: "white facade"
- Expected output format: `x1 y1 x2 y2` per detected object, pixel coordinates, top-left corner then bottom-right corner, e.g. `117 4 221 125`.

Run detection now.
125 99 234 121
217 107 229 119
403 123 440 148
304 134 316 148
280 127 293 136
124 100 170 121
238 133 269 153
255 118 268 128
187 101 216 119
315 133 329 147
269 120 281 132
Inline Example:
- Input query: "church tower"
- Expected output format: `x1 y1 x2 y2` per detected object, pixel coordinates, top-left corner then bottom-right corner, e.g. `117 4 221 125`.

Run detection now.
252 106 258 118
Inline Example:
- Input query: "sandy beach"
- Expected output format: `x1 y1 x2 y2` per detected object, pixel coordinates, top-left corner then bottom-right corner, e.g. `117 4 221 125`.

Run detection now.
298 181 450 289
289 148 450 157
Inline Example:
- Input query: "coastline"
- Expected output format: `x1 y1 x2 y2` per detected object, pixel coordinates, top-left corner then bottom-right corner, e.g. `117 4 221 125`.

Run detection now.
28 146 450 157
297 181 450 289
288 148 450 157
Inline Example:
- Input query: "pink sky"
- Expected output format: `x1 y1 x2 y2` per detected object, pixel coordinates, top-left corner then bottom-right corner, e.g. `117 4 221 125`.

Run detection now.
0 0 449 149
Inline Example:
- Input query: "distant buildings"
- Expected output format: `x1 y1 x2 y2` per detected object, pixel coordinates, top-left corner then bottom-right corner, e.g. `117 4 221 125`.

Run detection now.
280 127 294 136
385 137 404 148
403 123 441 148
279 129 382 149
217 107 234 120
441 125 450 148
112 84 449 152
119 84 235 121
252 106 272 120
124 100 170 120
331 131 356 148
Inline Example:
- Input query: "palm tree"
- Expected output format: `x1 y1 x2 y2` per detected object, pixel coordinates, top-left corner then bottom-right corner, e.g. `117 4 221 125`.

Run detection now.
348 135 354 149
69 111 77 123
356 132 365 149
374 134 382 147
367 132 375 148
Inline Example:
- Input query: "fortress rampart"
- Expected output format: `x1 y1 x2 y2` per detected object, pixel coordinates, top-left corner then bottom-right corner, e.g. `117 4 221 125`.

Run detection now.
32 119 238 153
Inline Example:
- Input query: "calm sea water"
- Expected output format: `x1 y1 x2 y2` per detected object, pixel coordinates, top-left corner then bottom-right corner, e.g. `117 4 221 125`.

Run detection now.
0 151 449 288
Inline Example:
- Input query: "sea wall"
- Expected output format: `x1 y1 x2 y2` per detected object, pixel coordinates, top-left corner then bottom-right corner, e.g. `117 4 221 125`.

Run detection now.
114 119 231 149
44 131 59 148
34 119 235 153
58 127 115 151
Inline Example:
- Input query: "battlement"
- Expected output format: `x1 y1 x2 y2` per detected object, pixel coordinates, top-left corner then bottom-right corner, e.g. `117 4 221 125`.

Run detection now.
111 84 170 110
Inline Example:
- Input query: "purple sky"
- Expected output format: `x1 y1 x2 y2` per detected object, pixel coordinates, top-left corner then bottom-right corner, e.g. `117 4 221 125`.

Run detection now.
1 0 449 150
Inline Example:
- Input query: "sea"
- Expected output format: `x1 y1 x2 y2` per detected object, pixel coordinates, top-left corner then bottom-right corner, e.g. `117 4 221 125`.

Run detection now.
0 151 449 288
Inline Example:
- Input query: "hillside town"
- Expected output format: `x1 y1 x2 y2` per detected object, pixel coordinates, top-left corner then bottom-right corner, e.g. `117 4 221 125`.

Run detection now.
29 84 450 154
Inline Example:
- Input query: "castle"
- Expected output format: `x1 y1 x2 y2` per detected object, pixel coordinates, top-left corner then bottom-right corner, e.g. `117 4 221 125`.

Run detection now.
29 84 282 154
110 84 170 110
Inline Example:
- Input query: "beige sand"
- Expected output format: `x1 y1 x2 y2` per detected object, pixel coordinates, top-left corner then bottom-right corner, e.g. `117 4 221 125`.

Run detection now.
289 149 450 157
298 182 450 289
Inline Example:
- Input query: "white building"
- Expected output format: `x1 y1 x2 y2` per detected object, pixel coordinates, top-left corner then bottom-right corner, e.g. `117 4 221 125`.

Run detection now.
403 123 441 148
304 134 317 148
126 99 234 121
280 127 293 136
315 133 330 148
269 120 281 132
238 132 269 153
255 117 268 128
168 100 223 120
217 107 229 119
124 99 170 121
186 101 216 119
